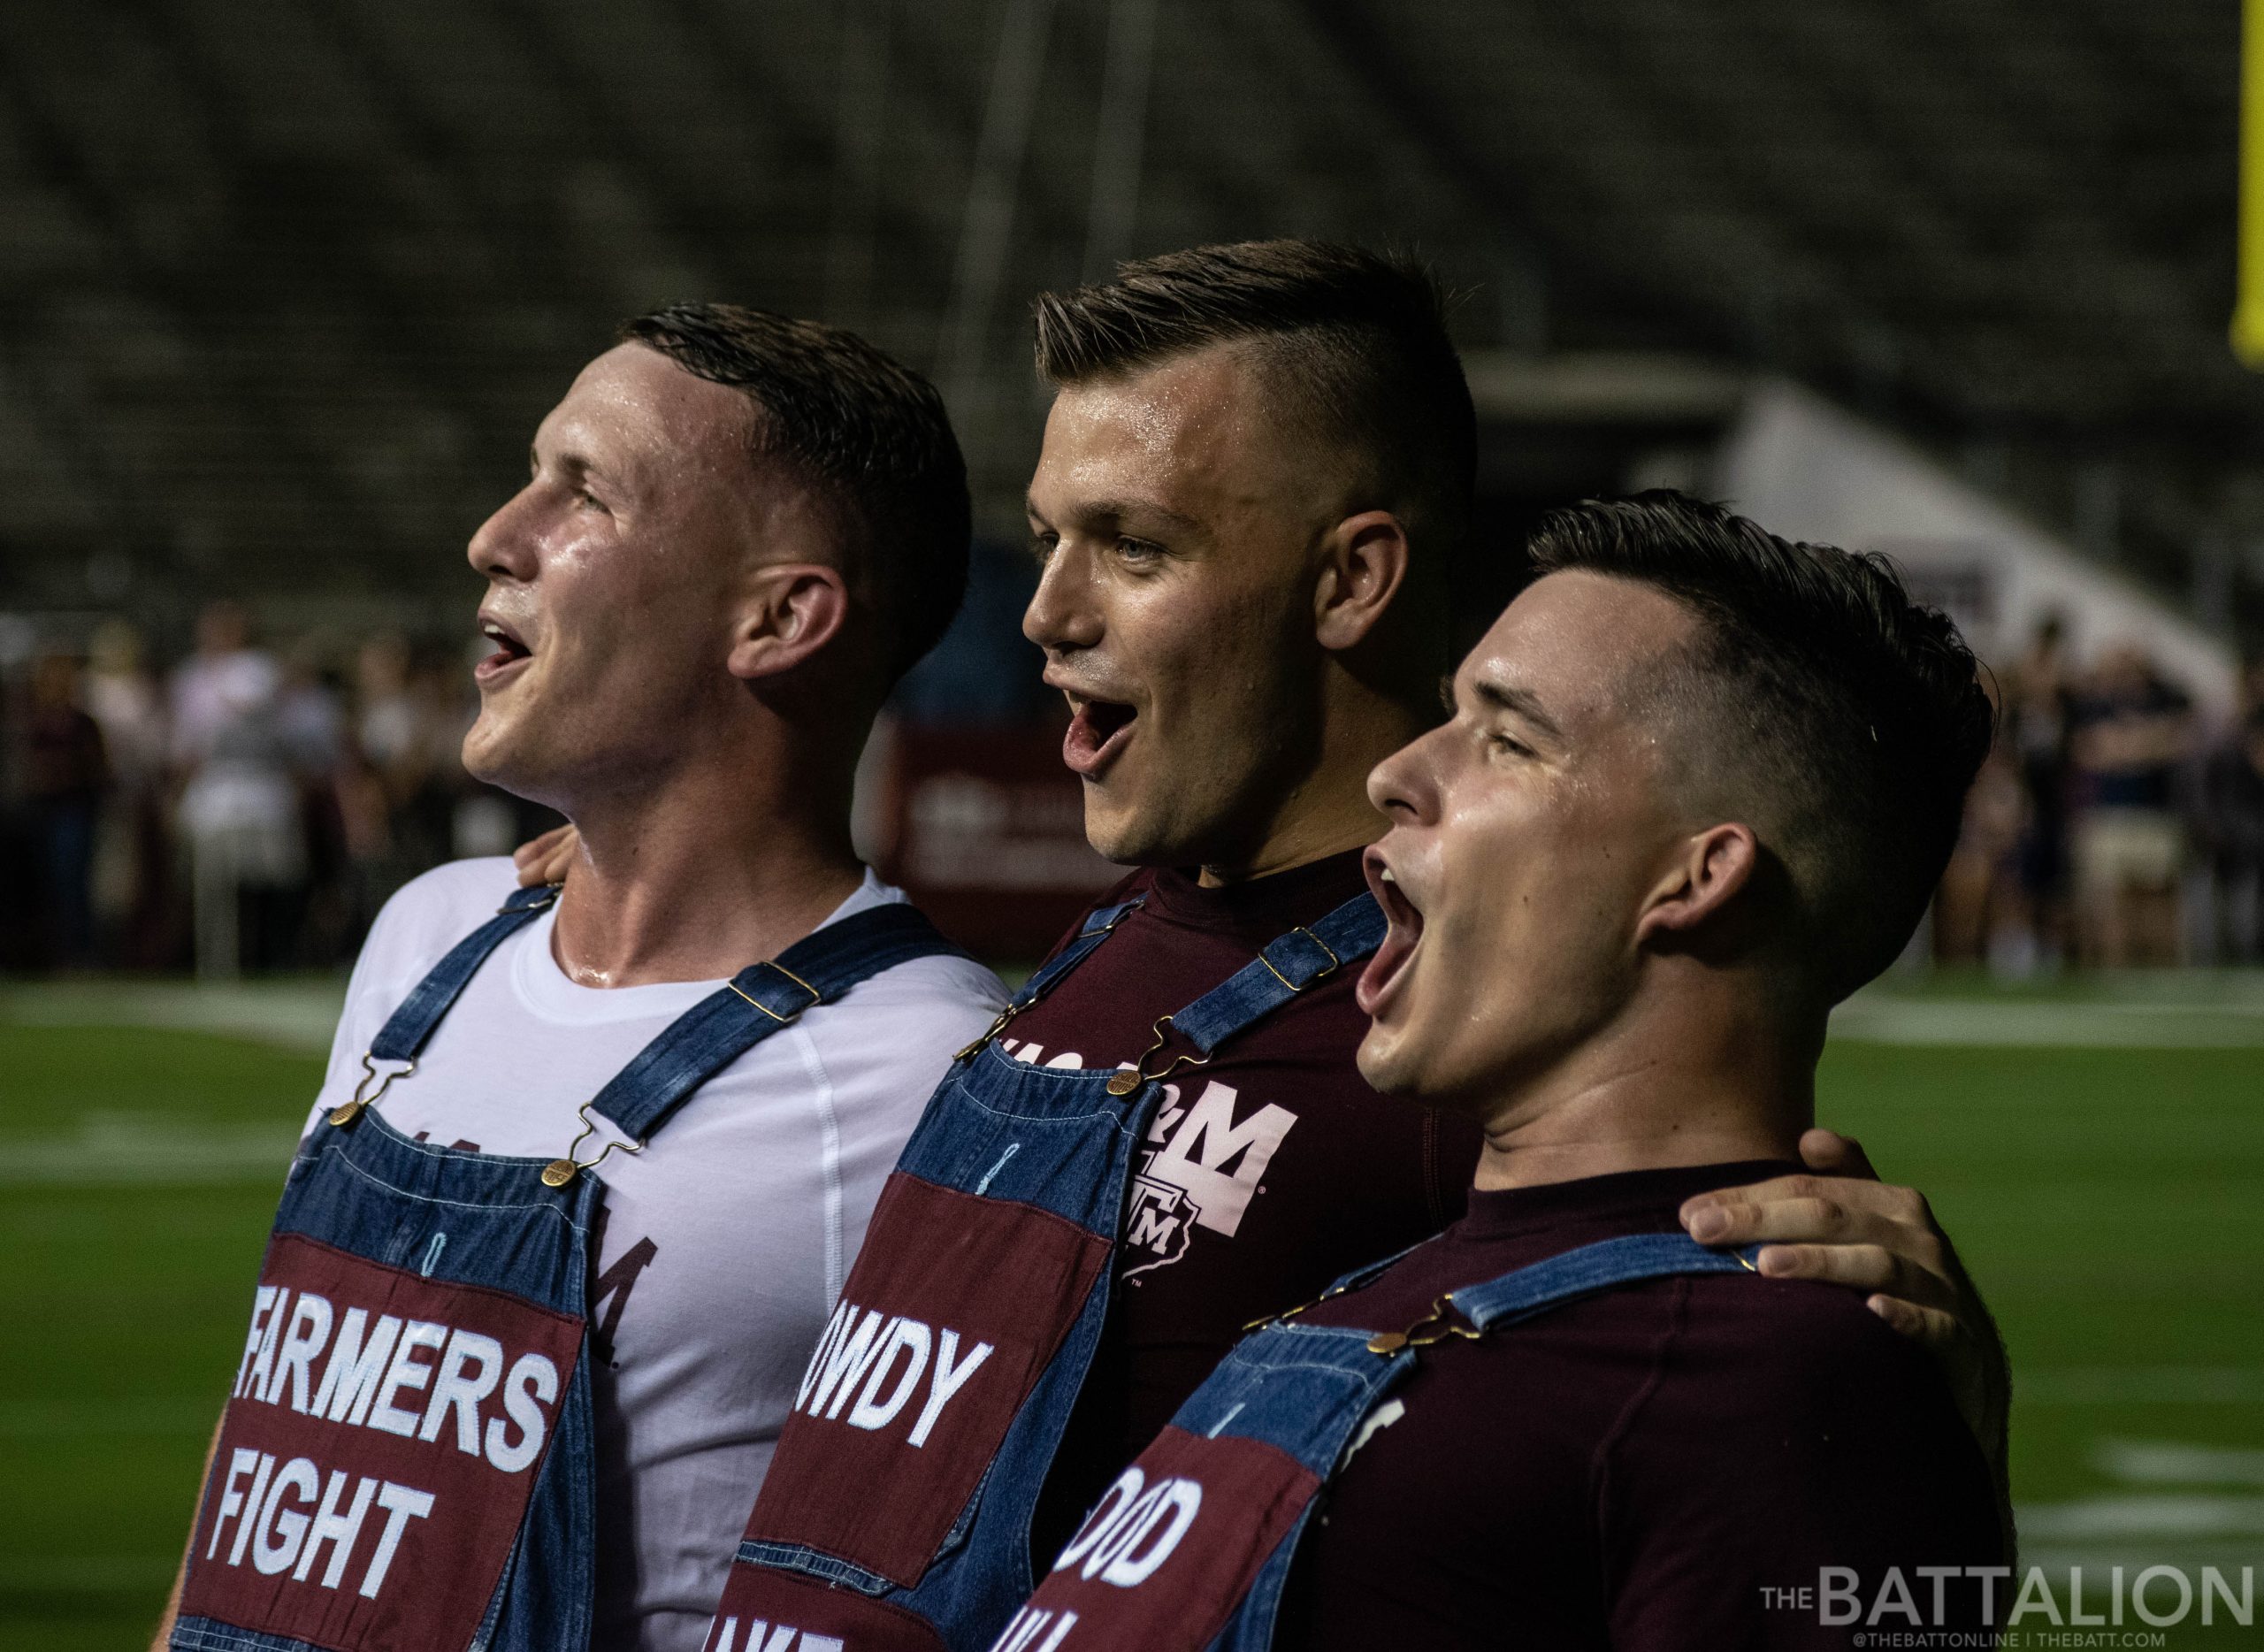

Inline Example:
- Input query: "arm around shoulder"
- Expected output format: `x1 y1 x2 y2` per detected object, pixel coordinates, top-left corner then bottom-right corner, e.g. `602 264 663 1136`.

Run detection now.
1599 1276 2006 1650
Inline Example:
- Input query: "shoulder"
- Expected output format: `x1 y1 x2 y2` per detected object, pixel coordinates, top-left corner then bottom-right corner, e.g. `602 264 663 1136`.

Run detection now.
1621 1273 1981 1476
356 857 526 977
1669 1273 1947 1403
1038 867 1157 957
805 880 1007 1053
837 948 1009 1022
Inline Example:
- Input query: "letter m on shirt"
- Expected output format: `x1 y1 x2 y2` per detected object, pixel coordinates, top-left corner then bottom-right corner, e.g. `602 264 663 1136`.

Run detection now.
1144 1080 1296 1239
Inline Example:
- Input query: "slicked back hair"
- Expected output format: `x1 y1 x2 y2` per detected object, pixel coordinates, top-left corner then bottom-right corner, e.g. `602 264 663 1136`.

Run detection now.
1031 241 1475 595
620 302 970 687
1526 491 1995 1003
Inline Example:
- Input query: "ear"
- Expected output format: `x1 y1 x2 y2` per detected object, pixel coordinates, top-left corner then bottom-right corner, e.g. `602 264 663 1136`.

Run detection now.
1633 822 1759 948
1312 509 1410 654
726 562 851 683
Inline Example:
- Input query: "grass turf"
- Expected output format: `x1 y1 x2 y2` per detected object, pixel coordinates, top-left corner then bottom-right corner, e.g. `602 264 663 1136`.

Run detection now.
2 1021 2258 1648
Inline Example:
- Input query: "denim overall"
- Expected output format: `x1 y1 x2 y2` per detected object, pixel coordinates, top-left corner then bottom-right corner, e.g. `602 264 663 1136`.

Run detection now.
172 884 968 1652
706 892 1388 1652
990 1231 1768 1652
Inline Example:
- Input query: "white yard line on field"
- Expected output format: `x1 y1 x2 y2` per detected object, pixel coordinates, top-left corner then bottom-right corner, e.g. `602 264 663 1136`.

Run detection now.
1830 996 2264 1047
0 979 345 1054
0 1110 294 1187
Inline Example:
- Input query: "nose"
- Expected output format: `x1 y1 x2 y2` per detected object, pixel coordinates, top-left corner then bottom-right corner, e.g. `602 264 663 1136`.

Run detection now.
1022 543 1103 656
467 484 539 585
1366 726 1443 825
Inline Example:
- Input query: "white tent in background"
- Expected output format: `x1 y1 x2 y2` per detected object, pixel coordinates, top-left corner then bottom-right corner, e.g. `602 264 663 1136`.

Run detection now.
1714 380 2239 715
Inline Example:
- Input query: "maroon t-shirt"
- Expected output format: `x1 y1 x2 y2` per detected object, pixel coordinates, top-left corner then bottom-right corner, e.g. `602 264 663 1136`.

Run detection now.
1012 851 1484 1557
1275 1160 2004 1650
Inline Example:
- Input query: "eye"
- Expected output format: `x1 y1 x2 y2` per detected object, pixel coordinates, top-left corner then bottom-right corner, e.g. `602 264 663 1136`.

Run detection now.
1113 537 1163 565
574 486 609 514
1029 531 1059 562
1488 730 1534 759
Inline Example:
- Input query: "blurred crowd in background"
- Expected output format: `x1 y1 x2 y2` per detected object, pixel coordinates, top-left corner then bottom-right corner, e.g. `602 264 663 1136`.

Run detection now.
1938 617 2264 972
4 595 2264 978
0 600 555 977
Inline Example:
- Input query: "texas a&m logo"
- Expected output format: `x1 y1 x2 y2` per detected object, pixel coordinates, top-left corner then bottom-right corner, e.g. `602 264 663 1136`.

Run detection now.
180 1232 582 1651
1003 1042 1297 1279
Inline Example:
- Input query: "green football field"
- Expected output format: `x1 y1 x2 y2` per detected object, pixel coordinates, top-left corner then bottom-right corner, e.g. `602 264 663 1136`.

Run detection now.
3 978 2260 1649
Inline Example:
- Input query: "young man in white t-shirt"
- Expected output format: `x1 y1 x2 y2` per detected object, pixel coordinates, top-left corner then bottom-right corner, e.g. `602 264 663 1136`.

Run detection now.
157 305 1005 1652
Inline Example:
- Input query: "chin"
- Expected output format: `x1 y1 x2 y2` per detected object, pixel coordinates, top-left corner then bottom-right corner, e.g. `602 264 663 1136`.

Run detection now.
459 723 509 787
1080 796 1173 868
1354 1024 1420 1096
460 719 547 800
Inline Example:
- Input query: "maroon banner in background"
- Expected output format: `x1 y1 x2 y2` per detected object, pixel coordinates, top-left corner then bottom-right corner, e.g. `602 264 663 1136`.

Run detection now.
876 725 1121 961
180 1233 583 1652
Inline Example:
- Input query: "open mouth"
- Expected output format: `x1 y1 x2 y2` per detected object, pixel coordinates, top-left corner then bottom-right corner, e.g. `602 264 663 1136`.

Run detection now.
476 615 532 682
1357 848 1425 1015
1061 693 1139 778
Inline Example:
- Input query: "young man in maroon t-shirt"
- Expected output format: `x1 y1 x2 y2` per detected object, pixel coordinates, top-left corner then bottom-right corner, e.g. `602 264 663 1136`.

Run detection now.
1259 495 2008 1645
998 495 2004 1649
522 244 2011 1592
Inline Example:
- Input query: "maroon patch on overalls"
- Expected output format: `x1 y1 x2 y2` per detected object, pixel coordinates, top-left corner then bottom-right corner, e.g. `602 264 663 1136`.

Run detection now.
738 1173 1111 1586
704 1569 951 1652
179 1232 584 1651
992 1425 1320 1652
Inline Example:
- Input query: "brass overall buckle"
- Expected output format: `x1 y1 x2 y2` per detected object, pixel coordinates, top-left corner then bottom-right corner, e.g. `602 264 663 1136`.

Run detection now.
1366 1294 1483 1355
329 1053 416 1128
1105 1014 1213 1097
541 1103 647 1189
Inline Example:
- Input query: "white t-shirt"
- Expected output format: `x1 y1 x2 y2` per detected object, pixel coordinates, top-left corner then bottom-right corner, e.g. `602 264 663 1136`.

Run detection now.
305 858 1006 1652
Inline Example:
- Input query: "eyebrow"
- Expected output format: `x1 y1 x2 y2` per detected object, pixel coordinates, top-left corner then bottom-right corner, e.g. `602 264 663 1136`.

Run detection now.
1469 675 1567 744
532 441 605 483
1025 493 1204 536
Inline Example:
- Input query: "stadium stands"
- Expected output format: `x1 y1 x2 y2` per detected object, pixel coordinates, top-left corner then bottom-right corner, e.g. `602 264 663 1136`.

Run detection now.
0 0 2246 631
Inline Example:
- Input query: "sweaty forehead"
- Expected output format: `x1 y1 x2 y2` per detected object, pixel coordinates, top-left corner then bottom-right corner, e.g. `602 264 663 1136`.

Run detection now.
542 342 756 491
1035 344 1312 517
1470 570 1701 734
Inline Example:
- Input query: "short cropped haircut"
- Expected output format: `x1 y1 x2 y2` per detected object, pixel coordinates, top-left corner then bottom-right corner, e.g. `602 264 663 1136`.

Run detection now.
620 303 970 685
1031 241 1474 574
1526 492 1995 1001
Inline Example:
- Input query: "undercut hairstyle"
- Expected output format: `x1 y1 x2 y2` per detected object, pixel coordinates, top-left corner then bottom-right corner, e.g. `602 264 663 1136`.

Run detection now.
1031 240 1475 589
1526 491 1995 1002
620 302 971 687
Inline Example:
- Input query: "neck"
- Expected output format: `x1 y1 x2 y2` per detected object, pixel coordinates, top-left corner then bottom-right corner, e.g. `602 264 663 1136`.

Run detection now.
1198 673 1431 886
546 725 864 988
1469 975 1817 1191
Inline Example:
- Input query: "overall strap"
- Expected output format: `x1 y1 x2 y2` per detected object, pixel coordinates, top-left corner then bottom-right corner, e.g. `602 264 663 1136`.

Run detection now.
589 903 971 1142
369 884 560 1063
1451 1232 1766 1332
1169 891 1386 1053
951 892 1146 1062
1013 894 1146 1007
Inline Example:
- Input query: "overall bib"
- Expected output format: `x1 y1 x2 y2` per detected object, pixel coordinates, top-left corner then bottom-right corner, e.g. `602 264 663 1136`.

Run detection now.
990 1232 1767 1652
172 885 968 1652
707 892 1388 1652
